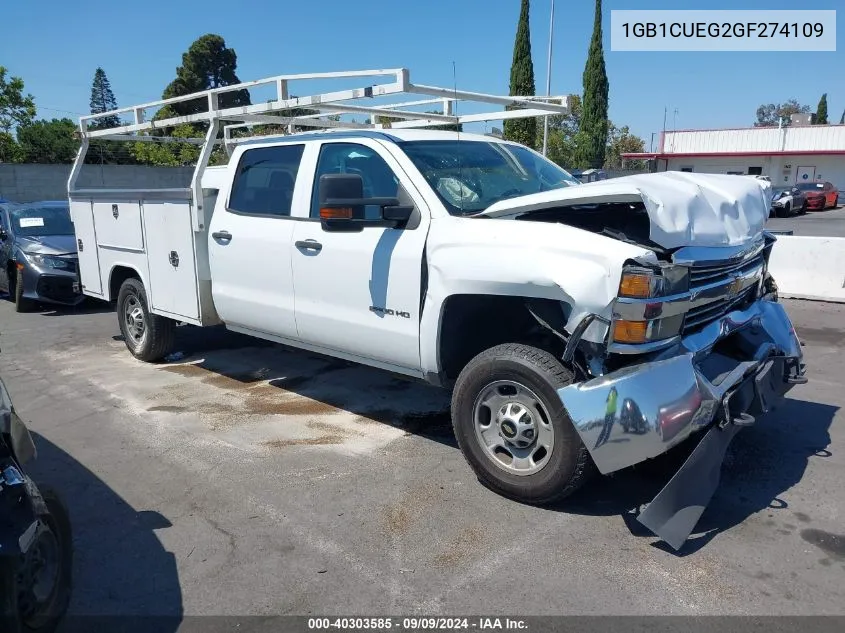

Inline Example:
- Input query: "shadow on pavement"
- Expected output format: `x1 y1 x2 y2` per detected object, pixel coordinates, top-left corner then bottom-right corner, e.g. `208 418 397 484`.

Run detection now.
0 294 115 317
560 397 836 556
156 325 457 449
25 432 183 633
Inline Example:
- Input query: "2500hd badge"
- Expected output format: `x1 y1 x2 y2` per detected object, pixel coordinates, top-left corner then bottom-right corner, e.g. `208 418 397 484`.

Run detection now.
369 305 411 318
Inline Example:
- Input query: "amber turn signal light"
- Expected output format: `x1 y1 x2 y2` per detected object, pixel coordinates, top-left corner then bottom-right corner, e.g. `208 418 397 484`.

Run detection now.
319 207 353 220
612 320 649 344
618 272 652 299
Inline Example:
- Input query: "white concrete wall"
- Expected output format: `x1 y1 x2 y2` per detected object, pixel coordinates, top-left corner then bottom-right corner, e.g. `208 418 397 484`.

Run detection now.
0 164 195 203
769 236 845 303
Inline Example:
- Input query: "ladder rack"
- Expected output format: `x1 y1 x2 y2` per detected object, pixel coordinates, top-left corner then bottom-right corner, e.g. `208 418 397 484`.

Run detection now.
77 68 570 140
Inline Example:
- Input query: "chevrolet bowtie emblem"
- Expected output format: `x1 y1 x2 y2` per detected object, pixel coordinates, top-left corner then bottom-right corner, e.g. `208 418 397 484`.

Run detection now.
727 276 743 298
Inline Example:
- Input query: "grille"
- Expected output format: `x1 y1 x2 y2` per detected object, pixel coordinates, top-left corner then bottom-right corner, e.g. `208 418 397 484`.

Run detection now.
688 252 765 288
37 276 80 303
683 285 756 334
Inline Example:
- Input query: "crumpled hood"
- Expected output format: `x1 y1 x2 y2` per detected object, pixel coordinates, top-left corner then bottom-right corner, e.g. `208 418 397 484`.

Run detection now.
16 234 77 255
477 172 771 250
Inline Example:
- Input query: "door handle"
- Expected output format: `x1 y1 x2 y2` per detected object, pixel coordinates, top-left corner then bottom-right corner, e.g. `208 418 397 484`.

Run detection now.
295 240 323 252
212 230 232 241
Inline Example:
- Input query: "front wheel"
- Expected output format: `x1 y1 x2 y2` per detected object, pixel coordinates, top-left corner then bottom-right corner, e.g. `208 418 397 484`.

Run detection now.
451 343 593 505
12 269 33 313
5 485 73 633
116 277 175 362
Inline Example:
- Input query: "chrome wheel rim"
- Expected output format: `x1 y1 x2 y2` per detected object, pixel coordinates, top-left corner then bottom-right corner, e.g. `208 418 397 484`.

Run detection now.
472 380 554 476
124 295 146 343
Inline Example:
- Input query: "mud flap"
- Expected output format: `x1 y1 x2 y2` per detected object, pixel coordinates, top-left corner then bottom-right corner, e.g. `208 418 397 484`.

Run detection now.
636 422 743 551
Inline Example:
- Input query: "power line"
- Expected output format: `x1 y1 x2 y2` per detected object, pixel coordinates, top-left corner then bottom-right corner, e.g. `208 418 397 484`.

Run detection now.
38 106 89 117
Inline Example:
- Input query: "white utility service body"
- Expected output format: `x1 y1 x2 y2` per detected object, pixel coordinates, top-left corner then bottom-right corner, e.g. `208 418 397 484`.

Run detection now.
68 68 806 550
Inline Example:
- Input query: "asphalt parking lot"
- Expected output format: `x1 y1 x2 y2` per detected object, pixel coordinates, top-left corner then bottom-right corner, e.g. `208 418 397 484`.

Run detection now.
0 296 843 621
766 206 845 237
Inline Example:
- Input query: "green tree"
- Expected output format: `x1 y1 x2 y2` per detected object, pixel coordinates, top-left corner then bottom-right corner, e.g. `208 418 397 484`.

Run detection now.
0 66 36 134
815 93 828 124
130 124 202 166
537 94 581 168
754 100 810 126
840 109 845 125
604 124 646 170
503 0 536 148
0 131 22 163
576 0 610 169
17 118 80 163
89 67 121 128
161 34 251 117
130 124 228 167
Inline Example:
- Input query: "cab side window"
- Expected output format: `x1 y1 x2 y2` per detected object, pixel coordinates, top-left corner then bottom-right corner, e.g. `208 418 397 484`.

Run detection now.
310 143 399 220
228 144 305 217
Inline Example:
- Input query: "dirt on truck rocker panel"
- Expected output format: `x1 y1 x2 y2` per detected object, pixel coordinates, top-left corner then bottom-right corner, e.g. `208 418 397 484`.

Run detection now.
66 67 807 550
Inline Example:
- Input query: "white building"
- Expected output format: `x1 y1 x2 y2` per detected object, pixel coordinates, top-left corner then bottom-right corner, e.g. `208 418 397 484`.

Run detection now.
623 124 845 190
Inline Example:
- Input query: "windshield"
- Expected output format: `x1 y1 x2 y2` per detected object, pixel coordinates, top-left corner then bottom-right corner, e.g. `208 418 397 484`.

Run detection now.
399 140 581 215
795 182 824 192
10 205 73 237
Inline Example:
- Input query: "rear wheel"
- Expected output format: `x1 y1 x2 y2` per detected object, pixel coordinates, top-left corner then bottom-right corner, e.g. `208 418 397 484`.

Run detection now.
116 277 175 362
451 343 593 505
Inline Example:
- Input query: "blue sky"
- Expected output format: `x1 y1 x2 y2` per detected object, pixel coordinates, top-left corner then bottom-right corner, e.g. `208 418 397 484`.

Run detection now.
2 0 842 145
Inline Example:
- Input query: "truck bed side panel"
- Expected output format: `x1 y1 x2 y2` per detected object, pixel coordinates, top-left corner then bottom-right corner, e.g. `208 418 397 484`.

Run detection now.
69 199 103 296
93 201 144 251
142 201 200 321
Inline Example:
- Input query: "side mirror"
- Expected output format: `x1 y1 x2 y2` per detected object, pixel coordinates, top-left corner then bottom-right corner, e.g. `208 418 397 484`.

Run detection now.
0 227 7 241
318 174 413 232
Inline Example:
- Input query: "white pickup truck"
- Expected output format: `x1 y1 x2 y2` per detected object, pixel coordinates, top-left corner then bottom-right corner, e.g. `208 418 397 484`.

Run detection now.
68 69 806 549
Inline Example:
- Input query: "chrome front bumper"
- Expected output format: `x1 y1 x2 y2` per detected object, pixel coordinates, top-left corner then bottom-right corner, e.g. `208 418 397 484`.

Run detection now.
559 299 805 475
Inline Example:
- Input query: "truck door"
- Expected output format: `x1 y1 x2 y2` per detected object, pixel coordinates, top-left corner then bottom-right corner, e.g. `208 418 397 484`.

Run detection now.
290 140 429 373
207 143 305 339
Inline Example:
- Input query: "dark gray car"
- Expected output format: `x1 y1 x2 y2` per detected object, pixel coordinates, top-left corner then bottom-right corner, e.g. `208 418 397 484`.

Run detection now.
0 201 82 312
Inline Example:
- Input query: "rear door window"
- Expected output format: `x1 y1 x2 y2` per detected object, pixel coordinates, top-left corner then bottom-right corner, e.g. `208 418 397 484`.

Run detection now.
228 144 305 217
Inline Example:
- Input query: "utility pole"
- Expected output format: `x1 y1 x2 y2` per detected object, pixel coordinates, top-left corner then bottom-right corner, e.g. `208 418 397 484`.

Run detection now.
542 0 555 156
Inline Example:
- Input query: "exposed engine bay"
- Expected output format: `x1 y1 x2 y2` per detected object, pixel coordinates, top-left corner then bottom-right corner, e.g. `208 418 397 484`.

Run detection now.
512 202 671 258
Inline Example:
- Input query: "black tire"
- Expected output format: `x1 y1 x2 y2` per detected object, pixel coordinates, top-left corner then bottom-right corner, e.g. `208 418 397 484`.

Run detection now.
3 484 73 633
13 269 33 313
776 203 790 218
116 277 175 362
451 343 594 505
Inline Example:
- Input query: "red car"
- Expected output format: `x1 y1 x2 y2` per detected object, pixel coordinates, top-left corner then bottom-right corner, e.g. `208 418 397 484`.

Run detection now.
796 181 839 211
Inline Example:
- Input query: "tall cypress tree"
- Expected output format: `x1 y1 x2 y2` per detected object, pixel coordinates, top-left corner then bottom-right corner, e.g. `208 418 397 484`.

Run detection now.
89 67 120 129
815 93 828 124
503 0 536 148
576 0 609 168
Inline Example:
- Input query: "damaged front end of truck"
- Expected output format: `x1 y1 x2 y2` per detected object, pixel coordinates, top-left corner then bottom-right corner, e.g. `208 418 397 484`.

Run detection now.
479 171 808 550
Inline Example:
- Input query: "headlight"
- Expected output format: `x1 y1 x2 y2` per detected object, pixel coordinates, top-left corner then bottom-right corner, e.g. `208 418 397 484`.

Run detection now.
24 253 70 270
618 267 662 298
772 200 784 207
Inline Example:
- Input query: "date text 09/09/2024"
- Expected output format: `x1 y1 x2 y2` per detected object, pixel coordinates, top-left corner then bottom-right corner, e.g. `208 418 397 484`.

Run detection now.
621 22 824 39
308 617 528 630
